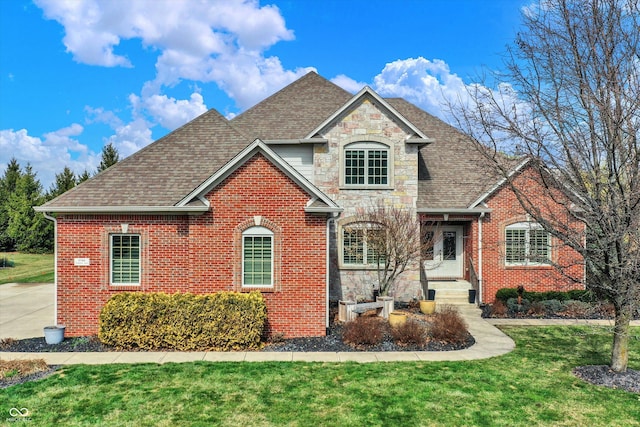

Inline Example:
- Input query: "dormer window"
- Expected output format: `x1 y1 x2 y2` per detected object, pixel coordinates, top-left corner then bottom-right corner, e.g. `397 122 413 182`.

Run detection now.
342 141 392 188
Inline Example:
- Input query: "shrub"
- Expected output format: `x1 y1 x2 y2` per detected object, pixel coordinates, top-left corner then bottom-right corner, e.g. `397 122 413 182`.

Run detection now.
495 288 518 303
496 288 593 304
98 291 267 351
562 300 591 317
541 299 565 313
527 301 546 316
430 306 468 344
567 289 594 302
342 316 385 347
490 300 508 317
390 319 427 346
507 297 531 313
591 301 615 318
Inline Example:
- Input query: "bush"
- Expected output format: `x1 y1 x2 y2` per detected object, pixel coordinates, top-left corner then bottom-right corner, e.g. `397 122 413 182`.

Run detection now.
496 288 593 304
495 288 519 303
527 301 546 316
507 297 531 313
390 319 427 346
490 300 508 317
541 299 566 313
430 306 468 344
342 316 385 347
567 289 594 302
98 291 267 351
562 300 591 317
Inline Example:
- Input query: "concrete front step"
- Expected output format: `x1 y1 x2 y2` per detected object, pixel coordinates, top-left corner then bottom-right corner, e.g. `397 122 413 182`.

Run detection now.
428 280 477 305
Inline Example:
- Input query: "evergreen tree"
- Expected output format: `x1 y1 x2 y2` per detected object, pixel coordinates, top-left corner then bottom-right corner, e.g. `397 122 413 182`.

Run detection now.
97 143 120 172
0 158 22 251
6 165 53 253
77 169 91 183
48 166 76 199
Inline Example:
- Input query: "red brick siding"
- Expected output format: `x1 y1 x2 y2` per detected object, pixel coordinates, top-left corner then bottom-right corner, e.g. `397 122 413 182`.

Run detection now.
56 154 327 338
480 169 584 302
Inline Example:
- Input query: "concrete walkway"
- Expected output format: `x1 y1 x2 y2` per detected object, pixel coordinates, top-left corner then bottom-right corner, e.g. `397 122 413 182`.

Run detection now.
4 282 633 365
1 297 515 364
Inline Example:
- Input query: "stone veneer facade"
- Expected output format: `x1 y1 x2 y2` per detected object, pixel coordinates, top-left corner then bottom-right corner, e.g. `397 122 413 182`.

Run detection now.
313 97 422 301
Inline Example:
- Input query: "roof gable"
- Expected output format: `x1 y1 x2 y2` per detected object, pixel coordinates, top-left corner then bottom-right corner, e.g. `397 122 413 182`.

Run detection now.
305 87 433 143
179 139 341 213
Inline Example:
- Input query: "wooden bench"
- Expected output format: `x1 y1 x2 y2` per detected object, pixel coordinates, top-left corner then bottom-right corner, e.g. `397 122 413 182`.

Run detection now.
338 297 394 322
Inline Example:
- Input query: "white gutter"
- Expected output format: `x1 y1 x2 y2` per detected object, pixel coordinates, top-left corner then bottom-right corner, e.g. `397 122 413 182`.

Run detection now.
41 212 58 326
417 208 492 215
34 206 209 214
305 206 343 214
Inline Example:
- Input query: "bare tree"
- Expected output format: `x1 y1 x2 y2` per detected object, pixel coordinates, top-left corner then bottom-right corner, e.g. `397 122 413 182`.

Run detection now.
346 204 437 297
452 0 640 372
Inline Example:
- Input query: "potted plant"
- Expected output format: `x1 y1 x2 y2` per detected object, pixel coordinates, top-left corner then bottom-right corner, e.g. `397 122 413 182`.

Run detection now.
419 274 436 314
44 325 65 345
388 311 408 328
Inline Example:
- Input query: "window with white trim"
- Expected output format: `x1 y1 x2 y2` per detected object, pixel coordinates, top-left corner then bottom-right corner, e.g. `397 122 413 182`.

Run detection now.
342 224 384 266
110 234 141 285
242 226 273 287
343 142 390 186
505 222 551 265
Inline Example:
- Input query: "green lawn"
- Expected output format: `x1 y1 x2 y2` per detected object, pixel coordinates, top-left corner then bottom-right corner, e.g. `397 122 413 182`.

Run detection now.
1 326 639 426
0 252 54 285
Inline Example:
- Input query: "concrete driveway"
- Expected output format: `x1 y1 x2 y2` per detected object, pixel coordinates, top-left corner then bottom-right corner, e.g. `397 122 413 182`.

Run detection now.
0 283 54 339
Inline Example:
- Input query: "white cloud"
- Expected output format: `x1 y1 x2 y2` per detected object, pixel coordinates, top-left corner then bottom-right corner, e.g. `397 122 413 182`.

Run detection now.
105 118 154 158
130 90 208 130
35 0 299 110
372 57 472 121
0 127 99 187
331 75 367 93
85 106 122 128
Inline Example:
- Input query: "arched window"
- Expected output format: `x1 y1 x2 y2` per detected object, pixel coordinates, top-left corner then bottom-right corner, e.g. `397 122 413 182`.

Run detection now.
242 226 273 287
505 222 551 266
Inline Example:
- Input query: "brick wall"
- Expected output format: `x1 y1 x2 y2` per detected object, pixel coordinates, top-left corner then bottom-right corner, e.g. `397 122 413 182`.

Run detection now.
479 168 584 302
56 153 327 338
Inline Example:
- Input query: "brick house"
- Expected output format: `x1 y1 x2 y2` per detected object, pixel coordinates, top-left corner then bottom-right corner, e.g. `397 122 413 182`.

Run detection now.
37 72 584 338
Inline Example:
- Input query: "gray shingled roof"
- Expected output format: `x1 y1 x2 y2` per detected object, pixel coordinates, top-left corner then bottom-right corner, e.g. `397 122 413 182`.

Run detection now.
40 109 251 209
387 98 504 209
230 72 352 140
39 71 512 212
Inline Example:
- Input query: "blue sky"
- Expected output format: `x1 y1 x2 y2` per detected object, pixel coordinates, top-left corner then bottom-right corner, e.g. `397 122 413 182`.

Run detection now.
0 0 529 187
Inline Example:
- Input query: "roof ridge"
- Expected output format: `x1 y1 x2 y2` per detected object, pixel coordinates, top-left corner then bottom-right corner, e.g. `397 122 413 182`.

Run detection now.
230 71 349 123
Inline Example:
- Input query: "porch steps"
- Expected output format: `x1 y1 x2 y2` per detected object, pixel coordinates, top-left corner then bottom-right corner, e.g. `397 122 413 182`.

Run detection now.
429 280 477 306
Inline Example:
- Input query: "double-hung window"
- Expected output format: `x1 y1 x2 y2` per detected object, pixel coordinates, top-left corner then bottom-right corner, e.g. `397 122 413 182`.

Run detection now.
342 225 384 266
111 234 141 285
242 226 273 287
505 222 551 265
344 142 390 186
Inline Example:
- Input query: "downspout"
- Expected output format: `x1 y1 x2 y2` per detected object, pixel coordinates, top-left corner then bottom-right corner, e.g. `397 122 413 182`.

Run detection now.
42 212 57 325
478 212 484 304
325 215 335 334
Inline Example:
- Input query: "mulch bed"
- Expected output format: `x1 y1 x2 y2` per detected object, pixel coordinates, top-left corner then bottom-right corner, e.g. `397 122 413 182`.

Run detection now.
573 365 640 394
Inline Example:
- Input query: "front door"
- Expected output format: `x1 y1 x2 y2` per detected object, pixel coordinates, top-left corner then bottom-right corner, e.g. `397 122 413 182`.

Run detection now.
424 225 464 278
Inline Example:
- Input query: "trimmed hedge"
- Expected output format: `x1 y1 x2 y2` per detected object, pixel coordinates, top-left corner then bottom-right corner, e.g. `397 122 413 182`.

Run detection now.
495 287 592 304
98 291 267 351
